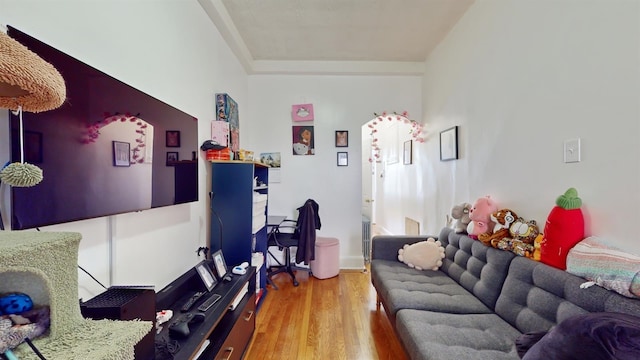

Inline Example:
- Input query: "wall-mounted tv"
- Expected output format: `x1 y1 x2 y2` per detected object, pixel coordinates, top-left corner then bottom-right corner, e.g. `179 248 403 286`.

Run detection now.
6 26 199 230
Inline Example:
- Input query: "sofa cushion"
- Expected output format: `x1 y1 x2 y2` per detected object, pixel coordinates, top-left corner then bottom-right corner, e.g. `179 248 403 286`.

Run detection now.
371 259 492 317
520 312 640 360
438 227 515 310
396 309 522 360
495 256 640 334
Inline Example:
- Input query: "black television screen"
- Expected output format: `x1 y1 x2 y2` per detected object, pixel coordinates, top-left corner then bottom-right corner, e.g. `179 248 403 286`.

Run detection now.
6 26 199 230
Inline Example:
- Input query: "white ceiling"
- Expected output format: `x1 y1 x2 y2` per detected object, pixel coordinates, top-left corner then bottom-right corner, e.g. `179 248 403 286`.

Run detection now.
198 0 475 75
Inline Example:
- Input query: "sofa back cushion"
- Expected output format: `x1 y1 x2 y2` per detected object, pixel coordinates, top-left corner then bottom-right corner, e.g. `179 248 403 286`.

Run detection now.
438 227 515 310
495 256 640 334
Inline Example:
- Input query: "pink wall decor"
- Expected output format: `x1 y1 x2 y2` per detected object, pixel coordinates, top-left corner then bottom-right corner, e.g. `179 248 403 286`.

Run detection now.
292 103 314 121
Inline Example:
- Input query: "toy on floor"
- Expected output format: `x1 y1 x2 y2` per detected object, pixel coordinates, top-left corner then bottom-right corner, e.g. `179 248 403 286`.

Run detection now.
398 238 445 271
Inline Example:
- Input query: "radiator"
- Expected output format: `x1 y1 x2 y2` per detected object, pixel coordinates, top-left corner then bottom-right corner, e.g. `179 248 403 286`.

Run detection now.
362 215 371 263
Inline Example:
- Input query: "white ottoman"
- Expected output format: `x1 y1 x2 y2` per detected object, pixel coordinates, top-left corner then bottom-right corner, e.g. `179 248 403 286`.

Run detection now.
310 237 340 279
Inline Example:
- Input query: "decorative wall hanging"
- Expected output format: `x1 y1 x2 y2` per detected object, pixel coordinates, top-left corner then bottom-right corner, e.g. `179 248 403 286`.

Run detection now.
367 111 425 163
292 103 314 121
439 126 459 161
292 126 315 155
335 130 348 147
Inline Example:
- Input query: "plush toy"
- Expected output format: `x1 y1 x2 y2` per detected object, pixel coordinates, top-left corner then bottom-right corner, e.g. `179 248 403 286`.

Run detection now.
533 234 544 261
466 196 498 239
509 217 540 244
398 238 445 271
450 202 472 234
478 208 518 246
540 188 585 270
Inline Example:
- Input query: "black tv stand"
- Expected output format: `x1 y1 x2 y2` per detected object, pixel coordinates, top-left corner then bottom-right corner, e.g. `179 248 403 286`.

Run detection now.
155 261 256 360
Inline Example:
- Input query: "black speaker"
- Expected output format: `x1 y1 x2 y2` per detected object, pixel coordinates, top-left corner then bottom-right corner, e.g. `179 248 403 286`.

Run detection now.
81 287 156 360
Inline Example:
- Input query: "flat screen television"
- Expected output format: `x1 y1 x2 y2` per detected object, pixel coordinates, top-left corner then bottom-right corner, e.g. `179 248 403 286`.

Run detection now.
6 26 199 230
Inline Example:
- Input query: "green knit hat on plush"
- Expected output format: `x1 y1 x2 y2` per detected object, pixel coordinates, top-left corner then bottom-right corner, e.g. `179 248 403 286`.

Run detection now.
555 188 582 210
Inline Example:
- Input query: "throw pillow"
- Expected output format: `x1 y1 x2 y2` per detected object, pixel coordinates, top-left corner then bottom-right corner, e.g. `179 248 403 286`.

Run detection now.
397 238 445 271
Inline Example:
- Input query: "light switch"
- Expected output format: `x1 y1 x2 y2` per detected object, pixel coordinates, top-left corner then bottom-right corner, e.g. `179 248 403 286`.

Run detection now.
564 138 581 163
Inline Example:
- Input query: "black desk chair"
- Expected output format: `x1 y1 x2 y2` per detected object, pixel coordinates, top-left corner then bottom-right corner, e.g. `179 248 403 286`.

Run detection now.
267 199 320 288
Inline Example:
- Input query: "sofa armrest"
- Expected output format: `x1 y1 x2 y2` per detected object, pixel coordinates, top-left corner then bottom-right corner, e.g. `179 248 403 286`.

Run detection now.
371 235 435 262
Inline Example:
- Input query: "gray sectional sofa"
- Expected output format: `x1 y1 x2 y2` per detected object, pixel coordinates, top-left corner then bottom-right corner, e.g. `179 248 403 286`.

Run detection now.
371 227 640 360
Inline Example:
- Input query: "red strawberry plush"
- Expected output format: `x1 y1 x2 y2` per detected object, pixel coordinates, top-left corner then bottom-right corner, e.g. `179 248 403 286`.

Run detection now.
540 188 585 270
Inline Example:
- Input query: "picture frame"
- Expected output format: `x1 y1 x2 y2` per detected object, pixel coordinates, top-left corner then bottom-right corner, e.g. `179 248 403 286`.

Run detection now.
335 130 348 147
291 103 314 121
195 261 218 292
211 249 228 279
440 126 459 161
166 130 180 147
166 151 178 166
403 140 413 165
112 141 130 167
337 152 348 166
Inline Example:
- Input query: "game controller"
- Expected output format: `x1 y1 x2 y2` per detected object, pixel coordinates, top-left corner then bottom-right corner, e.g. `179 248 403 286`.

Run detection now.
168 312 205 339
232 262 249 275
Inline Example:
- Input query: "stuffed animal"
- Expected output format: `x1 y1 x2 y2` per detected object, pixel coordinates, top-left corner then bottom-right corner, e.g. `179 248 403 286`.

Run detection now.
466 196 498 239
450 202 472 234
509 217 540 244
478 208 518 246
540 188 585 270
398 238 445 271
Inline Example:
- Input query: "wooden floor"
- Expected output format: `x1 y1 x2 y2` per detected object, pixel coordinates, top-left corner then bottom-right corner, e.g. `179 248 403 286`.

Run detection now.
244 268 408 360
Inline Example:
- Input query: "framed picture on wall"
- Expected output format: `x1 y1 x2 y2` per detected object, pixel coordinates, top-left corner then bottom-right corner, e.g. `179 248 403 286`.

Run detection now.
337 152 348 166
335 130 348 147
440 126 459 161
166 151 178 166
112 141 130 167
166 130 180 147
403 140 413 165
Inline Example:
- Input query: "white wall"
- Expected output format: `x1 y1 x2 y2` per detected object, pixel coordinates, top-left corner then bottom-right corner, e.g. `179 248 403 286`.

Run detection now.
246 75 422 268
2 0 249 300
420 0 640 254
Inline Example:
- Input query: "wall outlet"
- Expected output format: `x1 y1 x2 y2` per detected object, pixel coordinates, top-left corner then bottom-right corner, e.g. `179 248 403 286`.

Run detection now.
564 138 581 163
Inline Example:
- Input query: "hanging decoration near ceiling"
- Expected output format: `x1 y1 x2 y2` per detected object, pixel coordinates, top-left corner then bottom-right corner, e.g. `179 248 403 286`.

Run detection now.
367 111 425 163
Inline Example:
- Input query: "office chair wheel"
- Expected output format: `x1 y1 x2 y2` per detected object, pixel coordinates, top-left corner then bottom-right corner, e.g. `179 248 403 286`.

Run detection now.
293 280 299 286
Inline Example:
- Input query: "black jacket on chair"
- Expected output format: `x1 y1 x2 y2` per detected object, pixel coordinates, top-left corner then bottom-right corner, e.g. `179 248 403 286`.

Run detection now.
295 199 321 264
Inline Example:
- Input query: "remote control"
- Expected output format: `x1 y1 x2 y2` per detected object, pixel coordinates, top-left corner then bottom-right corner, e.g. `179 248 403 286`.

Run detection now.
181 291 205 312
197 293 222 312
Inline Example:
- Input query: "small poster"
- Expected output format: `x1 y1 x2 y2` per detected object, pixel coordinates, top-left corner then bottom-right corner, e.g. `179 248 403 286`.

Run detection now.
292 126 314 155
291 103 314 121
